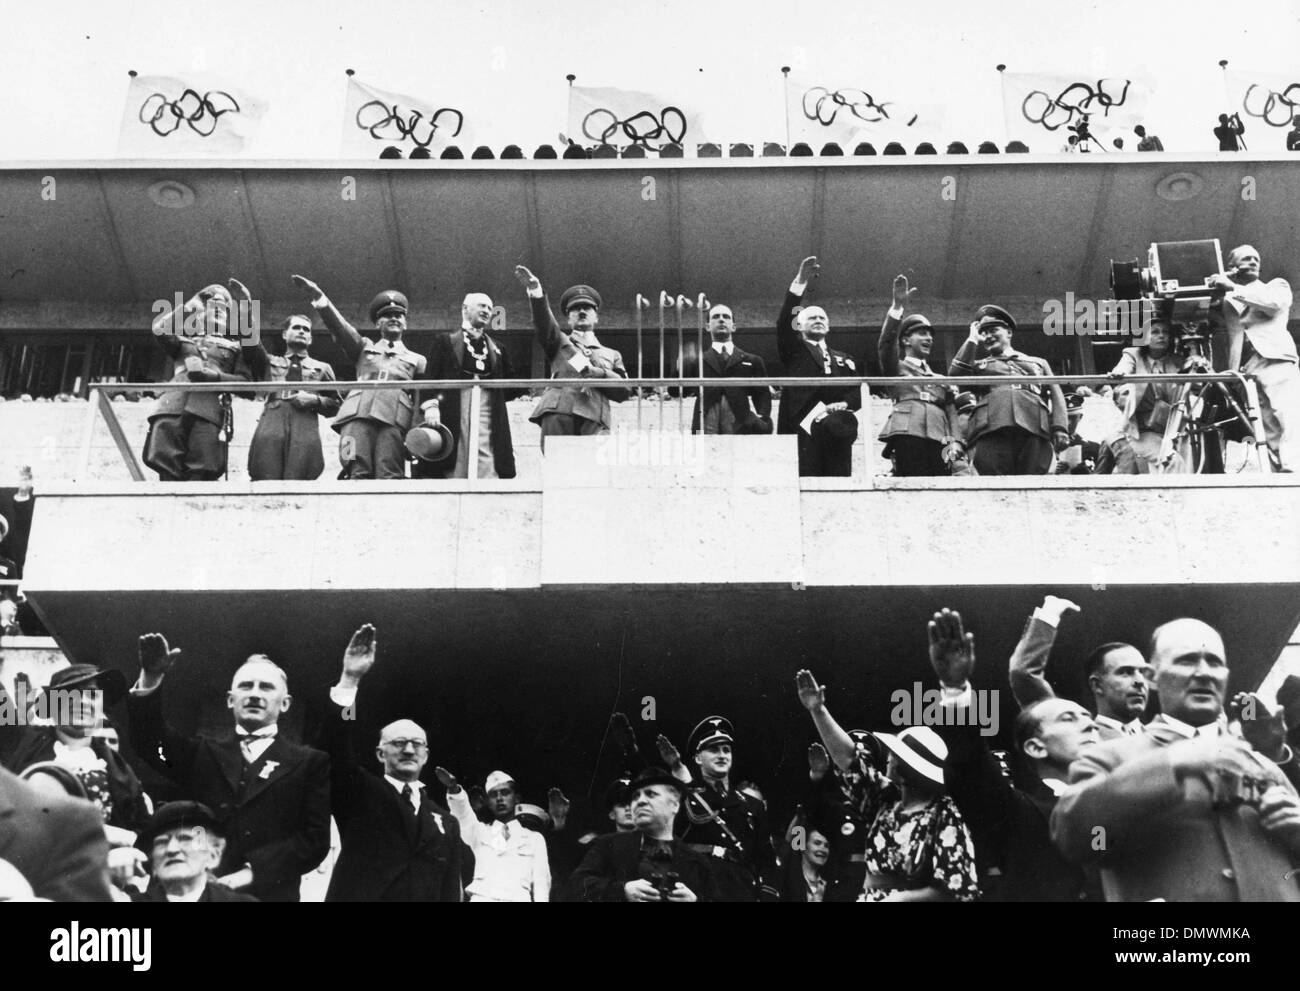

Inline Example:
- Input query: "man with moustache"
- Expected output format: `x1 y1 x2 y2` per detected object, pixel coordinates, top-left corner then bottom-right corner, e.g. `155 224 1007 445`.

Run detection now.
1053 618 1300 901
1007 596 1151 739
246 314 342 481
682 303 773 435
291 275 427 479
415 292 521 479
514 266 630 450
128 634 331 902
949 305 1070 474
1209 244 1298 471
928 607 1102 901
568 767 715 902
775 256 863 476
877 274 963 476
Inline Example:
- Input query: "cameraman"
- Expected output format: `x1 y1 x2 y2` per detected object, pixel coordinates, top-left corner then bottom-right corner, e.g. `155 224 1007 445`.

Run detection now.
568 768 716 902
1214 112 1245 151
1210 244 1298 471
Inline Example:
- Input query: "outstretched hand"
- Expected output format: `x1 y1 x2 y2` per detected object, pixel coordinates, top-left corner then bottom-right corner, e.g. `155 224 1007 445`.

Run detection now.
433 766 459 791
795 669 827 712
291 274 323 299
341 623 377 681
928 608 975 688
609 712 637 753
796 256 820 285
514 265 541 293
138 633 181 679
808 742 830 781
656 734 682 768
891 274 918 309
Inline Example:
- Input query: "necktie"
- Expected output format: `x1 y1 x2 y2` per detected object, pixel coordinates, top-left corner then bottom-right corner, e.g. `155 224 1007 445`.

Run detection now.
240 736 259 763
286 356 303 382
401 784 415 815
501 822 511 841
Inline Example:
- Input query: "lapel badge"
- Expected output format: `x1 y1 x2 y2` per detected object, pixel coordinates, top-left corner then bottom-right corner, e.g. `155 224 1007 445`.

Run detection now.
259 760 280 780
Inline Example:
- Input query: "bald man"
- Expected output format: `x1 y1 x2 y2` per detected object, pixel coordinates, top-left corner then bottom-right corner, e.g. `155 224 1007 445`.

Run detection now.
128 635 331 901
775 256 863 476
416 292 522 479
1209 245 1298 472
1053 618 1300 901
320 625 464 902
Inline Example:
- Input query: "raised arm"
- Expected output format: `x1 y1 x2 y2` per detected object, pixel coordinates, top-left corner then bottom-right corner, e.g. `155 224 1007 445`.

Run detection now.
1008 596 1079 708
126 633 198 779
776 256 818 367
293 275 364 363
794 669 857 771
515 265 566 363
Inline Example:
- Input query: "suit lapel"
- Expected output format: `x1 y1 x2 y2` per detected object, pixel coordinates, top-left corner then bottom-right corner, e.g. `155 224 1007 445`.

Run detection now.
213 736 245 796
450 331 466 371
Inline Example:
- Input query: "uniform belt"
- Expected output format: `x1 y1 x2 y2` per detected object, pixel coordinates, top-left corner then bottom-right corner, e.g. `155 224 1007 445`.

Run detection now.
684 843 743 865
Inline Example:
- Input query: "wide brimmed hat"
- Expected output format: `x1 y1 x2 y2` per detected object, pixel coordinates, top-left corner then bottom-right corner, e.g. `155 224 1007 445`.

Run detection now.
813 409 859 443
628 766 691 794
875 726 948 786
45 664 127 707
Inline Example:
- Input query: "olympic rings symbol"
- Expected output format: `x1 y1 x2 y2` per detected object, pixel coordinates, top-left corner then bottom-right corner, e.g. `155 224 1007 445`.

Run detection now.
581 107 686 150
139 90 241 138
1021 78 1133 132
355 99 464 148
802 87 896 127
1241 83 1300 127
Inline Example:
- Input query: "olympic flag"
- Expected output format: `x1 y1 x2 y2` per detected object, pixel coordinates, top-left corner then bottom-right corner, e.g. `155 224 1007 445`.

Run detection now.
1000 71 1154 150
566 85 708 151
1225 70 1300 136
784 73 945 149
341 77 472 158
117 73 267 157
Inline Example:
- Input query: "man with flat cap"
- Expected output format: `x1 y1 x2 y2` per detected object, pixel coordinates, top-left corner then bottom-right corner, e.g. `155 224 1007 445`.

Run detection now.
776 256 863 477
513 266 631 450
314 624 464 901
949 304 1070 474
436 764 550 901
682 303 774 435
1209 244 1298 471
878 274 963 476
142 280 260 481
245 314 342 481
568 767 716 902
415 292 522 479
131 801 258 902
658 715 778 901
291 275 428 479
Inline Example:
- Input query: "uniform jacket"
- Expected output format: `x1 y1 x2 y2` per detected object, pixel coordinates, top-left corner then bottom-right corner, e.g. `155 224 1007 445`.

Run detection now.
877 310 957 443
418 329 522 479
949 340 1068 444
0 765 112 901
775 290 862 435
1051 722 1300 902
150 333 253 426
677 778 777 896
316 300 427 431
316 694 463 902
128 687 331 902
245 349 343 415
528 293 630 428
568 831 718 902
681 345 773 434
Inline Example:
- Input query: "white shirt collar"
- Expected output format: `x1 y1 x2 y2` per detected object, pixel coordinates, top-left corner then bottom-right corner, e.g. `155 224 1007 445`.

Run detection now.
1040 777 1068 796
1153 713 1221 738
1094 714 1142 736
235 725 278 739
712 341 734 356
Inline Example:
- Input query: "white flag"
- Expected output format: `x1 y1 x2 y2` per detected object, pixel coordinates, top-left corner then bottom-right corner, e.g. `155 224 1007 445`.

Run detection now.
785 74 945 149
118 74 267 157
342 77 472 158
1002 72 1154 149
1226 70 1300 135
567 85 707 151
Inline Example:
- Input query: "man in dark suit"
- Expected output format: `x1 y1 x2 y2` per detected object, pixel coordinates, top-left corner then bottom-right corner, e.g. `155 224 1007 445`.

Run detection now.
128 633 331 902
0 764 111 901
415 292 522 479
292 275 427 479
568 767 716 901
928 608 1102 901
142 282 259 481
775 256 862 476
682 303 773 435
948 305 1069 474
131 801 258 902
317 624 463 902
1053 618 1300 901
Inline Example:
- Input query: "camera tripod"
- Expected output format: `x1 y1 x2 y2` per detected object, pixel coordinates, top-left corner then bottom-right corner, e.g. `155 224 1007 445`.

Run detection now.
1158 326 1269 473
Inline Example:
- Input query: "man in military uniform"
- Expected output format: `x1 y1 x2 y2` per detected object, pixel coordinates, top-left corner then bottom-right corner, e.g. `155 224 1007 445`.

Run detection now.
877 274 963 476
292 275 427 479
143 282 258 481
775 256 863 477
948 304 1070 474
246 315 342 480
513 266 631 450
660 716 778 901
682 303 773 435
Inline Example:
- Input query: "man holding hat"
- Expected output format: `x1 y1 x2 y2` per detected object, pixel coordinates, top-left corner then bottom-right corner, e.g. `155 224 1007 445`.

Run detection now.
568 767 716 902
1209 244 1298 471
682 303 774 435
143 281 259 481
949 304 1069 474
775 256 863 477
291 274 428 479
658 715 778 901
514 266 630 449
132 801 258 902
877 274 963 476
435 764 551 901
415 292 522 479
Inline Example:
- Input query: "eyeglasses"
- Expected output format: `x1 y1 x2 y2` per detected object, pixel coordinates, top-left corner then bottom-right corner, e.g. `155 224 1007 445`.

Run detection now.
383 739 428 752
151 828 209 849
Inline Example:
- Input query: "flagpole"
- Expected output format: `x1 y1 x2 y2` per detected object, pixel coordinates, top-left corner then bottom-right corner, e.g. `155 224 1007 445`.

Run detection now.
781 65 791 150
996 64 1008 150
566 73 576 148
1218 59 1244 150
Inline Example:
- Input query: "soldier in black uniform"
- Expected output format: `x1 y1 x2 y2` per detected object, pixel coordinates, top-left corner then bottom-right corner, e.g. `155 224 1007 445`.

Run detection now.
661 716 778 901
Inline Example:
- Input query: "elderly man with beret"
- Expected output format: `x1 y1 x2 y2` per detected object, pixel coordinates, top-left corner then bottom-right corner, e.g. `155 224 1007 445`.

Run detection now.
948 304 1070 474
131 801 258 902
513 266 630 450
291 275 428 479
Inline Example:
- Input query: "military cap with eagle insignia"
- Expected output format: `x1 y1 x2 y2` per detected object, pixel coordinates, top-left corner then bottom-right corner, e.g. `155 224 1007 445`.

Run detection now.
687 715 735 755
368 290 409 322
